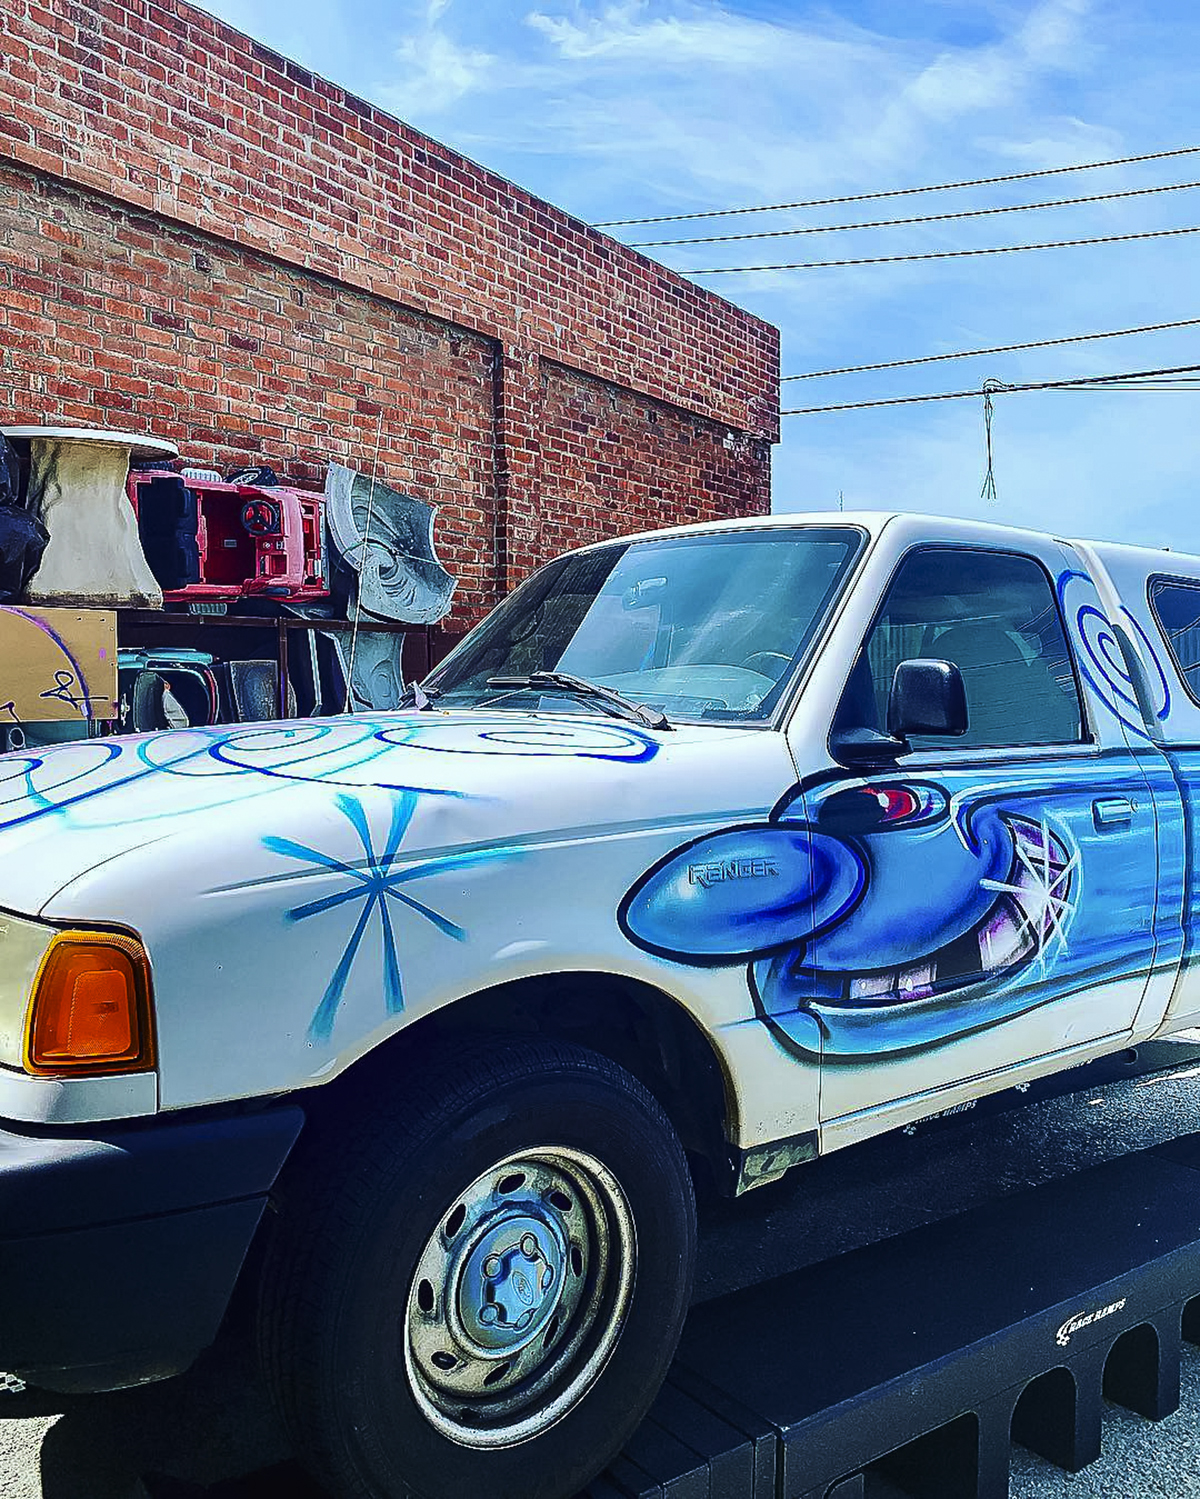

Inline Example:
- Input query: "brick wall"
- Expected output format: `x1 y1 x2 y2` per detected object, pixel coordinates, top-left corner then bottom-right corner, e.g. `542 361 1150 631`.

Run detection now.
538 362 772 562
1 161 503 622
0 0 778 623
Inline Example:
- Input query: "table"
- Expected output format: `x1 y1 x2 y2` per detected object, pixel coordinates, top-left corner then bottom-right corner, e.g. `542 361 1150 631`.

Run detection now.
2 425 178 609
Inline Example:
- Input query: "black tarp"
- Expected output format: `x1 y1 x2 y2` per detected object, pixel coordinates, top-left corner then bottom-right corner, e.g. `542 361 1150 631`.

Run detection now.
0 433 47 602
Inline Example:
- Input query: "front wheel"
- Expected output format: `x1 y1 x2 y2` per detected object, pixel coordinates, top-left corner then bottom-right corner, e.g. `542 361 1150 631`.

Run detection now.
257 1038 697 1499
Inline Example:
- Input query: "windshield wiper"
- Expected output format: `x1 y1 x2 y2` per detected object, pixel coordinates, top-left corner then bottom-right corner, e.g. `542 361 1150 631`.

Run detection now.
485 670 671 730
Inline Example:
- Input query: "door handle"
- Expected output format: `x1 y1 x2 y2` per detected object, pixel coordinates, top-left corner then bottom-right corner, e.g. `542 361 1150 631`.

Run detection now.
1093 797 1134 829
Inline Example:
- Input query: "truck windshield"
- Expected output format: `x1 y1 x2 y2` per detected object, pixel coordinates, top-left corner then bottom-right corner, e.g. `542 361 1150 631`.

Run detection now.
426 526 864 724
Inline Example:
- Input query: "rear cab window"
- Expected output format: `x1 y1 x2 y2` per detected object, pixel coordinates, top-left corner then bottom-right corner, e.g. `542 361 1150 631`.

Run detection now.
1149 576 1200 704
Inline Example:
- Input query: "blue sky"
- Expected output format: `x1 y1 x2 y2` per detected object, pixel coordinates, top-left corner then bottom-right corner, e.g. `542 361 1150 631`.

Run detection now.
203 0 1200 549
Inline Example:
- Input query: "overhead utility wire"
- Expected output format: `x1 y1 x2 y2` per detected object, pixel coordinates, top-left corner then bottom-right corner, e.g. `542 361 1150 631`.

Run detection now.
594 145 1200 227
782 316 1200 381
781 363 1200 415
628 179 1200 248
686 222 1200 274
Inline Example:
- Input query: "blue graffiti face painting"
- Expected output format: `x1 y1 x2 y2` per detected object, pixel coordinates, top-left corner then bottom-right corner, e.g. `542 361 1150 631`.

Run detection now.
620 764 1149 1060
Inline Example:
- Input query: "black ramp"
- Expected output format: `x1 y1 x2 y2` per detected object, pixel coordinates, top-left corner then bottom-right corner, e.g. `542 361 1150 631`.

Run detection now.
669 1143 1200 1497
1146 1133 1200 1173
644 1382 759 1499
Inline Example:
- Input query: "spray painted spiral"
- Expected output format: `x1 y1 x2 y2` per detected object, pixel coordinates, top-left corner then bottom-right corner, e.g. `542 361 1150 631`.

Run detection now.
1121 607 1171 722
1059 571 1170 737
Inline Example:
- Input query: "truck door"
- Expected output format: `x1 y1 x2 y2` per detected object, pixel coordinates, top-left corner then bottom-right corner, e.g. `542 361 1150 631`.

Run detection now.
1066 543 1189 1036
792 541 1161 1130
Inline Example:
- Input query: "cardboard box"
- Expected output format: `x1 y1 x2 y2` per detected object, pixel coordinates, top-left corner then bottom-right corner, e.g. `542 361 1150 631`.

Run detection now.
0 606 118 723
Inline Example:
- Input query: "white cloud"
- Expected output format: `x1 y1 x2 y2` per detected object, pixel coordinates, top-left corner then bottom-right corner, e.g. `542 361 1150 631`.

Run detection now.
1018 0 1091 68
525 0 863 72
380 1 500 116
906 0 1090 122
906 50 1022 119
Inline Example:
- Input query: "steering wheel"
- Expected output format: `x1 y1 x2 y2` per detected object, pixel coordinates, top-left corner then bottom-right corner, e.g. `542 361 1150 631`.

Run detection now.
242 497 282 536
743 651 794 677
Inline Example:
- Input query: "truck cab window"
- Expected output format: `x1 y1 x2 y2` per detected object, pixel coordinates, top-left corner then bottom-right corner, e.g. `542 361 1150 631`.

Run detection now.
836 548 1084 749
1149 577 1200 702
428 527 863 723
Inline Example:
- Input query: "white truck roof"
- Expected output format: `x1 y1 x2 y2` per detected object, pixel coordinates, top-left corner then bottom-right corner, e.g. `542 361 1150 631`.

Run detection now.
574 508 1200 576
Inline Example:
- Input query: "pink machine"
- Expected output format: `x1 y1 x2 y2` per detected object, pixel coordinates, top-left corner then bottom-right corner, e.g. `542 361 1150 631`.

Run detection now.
128 470 328 603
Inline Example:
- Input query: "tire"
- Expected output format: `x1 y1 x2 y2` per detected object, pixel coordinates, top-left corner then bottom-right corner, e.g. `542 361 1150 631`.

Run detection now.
257 1037 697 1499
128 669 166 732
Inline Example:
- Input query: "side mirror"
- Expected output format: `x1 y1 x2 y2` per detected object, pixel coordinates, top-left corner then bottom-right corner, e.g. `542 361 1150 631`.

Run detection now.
888 658 968 739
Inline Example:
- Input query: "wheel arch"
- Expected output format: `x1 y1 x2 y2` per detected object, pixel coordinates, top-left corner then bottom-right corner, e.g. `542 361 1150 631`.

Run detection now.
310 971 742 1196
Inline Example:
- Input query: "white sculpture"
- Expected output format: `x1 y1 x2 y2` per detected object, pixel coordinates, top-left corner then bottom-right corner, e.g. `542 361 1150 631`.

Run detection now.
3 426 177 608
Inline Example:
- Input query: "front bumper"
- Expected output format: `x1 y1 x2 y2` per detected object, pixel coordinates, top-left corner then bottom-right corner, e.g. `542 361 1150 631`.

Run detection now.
0 1102 303 1393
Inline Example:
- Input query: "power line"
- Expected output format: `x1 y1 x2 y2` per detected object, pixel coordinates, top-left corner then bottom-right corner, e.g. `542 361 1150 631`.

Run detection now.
783 316 1200 381
628 179 1200 248
781 363 1200 415
594 145 1200 228
686 222 1200 274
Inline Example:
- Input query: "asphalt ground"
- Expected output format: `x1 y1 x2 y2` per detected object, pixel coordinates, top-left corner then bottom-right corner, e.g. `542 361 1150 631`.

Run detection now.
4 1036 1200 1499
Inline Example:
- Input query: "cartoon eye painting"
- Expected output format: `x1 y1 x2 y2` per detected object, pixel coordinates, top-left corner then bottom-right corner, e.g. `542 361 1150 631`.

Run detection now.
618 823 866 963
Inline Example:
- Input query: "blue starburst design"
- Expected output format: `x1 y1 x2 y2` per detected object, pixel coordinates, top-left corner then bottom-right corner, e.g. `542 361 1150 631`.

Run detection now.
264 791 511 1043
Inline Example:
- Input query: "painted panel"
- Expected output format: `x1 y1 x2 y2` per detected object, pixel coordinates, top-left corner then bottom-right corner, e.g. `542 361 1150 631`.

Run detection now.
0 606 117 722
1065 543 1190 1031
1145 746 1200 1028
620 752 1160 1121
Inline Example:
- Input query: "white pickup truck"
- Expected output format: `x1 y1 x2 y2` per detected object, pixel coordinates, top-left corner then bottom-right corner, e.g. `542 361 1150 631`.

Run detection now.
2 510 1198 1499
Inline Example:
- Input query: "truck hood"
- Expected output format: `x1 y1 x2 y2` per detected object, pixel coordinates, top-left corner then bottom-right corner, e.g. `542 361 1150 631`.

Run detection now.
0 711 768 918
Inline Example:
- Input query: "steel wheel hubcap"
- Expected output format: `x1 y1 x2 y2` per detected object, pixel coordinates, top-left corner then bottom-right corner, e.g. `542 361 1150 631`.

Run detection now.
405 1146 635 1448
458 1214 565 1351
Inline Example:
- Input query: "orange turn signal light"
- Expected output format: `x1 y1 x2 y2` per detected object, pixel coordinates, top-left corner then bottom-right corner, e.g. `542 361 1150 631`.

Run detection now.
25 930 155 1076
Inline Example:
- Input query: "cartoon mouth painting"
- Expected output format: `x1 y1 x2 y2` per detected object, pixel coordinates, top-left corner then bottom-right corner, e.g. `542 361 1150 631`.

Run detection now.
619 779 1086 1060
806 813 1077 1008
751 810 1080 1059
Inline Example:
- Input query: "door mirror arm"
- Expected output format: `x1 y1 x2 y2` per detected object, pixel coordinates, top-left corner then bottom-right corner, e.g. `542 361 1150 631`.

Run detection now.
829 725 910 770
